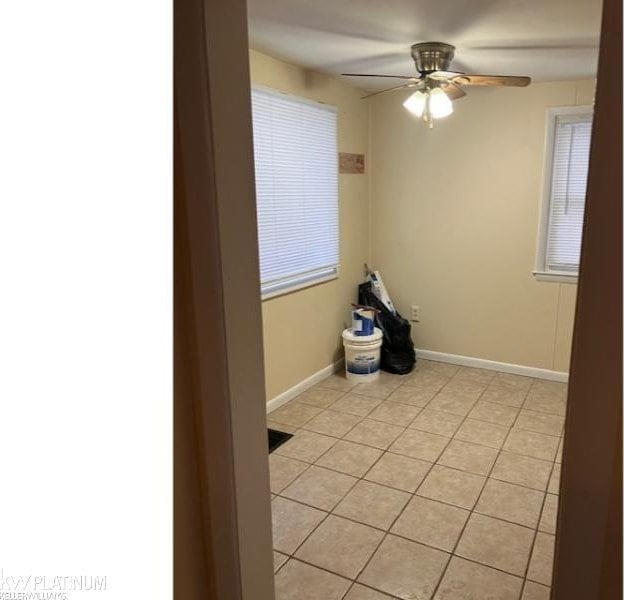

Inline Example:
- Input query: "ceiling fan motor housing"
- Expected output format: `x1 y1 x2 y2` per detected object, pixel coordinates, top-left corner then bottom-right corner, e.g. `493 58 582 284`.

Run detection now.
411 42 455 74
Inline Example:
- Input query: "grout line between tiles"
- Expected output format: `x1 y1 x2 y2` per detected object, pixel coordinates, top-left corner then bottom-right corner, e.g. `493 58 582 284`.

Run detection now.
518 413 559 596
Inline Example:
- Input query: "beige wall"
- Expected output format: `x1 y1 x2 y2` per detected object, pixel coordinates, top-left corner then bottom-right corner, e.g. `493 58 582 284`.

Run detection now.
249 50 370 401
370 79 595 373
251 47 593 398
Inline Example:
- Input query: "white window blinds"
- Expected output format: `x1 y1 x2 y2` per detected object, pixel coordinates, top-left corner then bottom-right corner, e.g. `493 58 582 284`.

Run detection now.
250 87 339 297
544 112 593 274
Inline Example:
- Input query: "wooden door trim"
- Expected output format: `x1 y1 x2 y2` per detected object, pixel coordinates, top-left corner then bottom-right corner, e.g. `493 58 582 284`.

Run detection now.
174 0 275 598
552 0 622 595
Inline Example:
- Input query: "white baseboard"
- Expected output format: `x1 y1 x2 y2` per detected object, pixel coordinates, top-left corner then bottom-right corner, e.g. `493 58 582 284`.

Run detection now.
266 350 567 416
415 349 569 383
267 359 345 414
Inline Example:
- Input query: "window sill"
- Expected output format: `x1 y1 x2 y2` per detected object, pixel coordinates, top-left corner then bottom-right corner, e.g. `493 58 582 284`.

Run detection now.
261 271 338 301
533 270 578 284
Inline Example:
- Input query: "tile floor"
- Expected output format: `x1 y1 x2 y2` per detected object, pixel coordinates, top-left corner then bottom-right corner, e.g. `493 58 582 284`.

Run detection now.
268 361 566 600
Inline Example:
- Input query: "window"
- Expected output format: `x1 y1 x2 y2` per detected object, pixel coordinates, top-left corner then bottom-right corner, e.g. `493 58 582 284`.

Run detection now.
535 106 593 282
250 86 339 298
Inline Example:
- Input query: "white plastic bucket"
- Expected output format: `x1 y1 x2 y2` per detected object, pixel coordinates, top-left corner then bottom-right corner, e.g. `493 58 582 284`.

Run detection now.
342 327 383 382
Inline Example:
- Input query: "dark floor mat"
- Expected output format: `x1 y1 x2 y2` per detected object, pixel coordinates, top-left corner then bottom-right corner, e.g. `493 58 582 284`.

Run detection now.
268 428 293 453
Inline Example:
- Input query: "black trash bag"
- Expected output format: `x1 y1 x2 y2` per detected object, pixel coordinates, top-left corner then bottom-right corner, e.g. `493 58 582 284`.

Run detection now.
358 281 416 375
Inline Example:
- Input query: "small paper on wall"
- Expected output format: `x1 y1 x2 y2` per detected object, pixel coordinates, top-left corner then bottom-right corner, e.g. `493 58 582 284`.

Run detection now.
339 153 365 174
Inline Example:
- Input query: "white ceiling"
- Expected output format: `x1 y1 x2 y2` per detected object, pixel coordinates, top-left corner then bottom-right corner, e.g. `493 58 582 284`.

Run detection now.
247 0 602 90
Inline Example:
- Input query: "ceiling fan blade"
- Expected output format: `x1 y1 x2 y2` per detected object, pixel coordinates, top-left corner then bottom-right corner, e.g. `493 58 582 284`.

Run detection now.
467 40 599 52
428 70 466 81
361 81 421 99
452 74 531 87
342 73 421 80
440 81 466 100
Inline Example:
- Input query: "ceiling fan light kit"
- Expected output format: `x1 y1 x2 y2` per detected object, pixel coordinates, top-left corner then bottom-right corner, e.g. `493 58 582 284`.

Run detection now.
403 87 453 128
342 41 531 128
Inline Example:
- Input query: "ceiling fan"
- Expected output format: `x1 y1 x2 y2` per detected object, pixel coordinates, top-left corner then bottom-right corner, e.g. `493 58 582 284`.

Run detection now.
342 42 531 128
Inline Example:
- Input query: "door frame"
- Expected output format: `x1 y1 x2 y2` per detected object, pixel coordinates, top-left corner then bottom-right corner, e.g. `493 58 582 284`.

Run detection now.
174 0 275 598
552 0 622 595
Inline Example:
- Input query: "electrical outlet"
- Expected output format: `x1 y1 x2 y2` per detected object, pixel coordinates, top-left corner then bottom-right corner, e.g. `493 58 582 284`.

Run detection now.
411 305 421 322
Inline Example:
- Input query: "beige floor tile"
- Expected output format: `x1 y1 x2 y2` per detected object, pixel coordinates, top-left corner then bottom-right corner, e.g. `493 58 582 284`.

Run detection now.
480 387 528 408
454 418 509 449
530 380 567 398
317 373 358 392
490 373 533 392
434 556 523 599
522 581 551 599
444 379 487 398
539 494 558 534
391 496 469 552
437 439 499 475
271 496 326 554
523 392 566 416
456 513 534 576
403 371 451 392
503 429 559 461
515 410 565 436
367 401 422 427
351 379 402 400
548 464 561 495
378 371 406 383
414 360 459 376
358 535 450 600
281 465 357 511
388 386 438 407
273 551 288 573
365 452 432 493
295 515 383 579
468 400 519 427
409 409 464 437
417 465 486 509
295 387 346 409
267 420 299 434
427 391 478 416
270 402 324 428
275 559 351 600
490 452 553 491
527 532 555 586
316 440 383 477
389 429 449 462
452 366 497 385
269 455 309 493
303 409 362 438
275 430 337 463
344 583 396 599
334 480 410 530
345 419 405 449
329 393 384 417
475 479 545 528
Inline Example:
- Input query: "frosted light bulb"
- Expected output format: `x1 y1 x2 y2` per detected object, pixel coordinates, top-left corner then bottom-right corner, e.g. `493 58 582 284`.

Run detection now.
428 88 453 118
403 91 426 117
